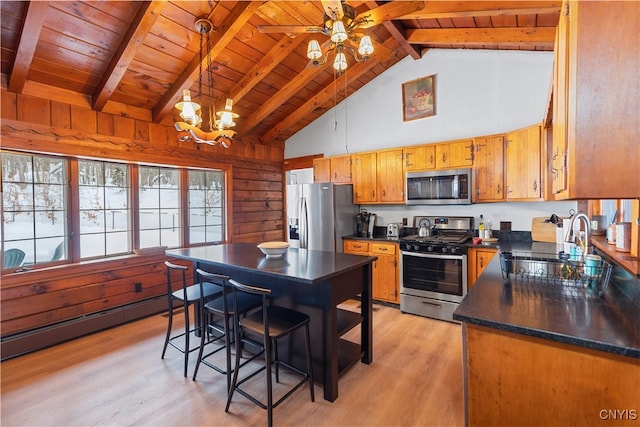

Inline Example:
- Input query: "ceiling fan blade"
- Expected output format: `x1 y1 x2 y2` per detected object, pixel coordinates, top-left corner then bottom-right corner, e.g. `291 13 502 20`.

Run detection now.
321 0 344 20
355 1 425 28
257 25 325 34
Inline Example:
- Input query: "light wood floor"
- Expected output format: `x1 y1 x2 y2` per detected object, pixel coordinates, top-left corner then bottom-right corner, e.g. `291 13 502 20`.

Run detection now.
1 301 464 426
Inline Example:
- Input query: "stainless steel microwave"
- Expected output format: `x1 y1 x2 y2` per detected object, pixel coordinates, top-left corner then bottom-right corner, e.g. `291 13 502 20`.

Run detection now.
406 168 472 205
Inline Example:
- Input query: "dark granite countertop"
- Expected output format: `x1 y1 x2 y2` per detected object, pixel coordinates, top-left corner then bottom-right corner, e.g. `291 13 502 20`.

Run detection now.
166 243 376 285
454 241 640 358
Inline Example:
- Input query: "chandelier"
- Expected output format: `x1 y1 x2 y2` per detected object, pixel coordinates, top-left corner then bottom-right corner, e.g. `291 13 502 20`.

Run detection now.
306 3 374 73
174 18 238 148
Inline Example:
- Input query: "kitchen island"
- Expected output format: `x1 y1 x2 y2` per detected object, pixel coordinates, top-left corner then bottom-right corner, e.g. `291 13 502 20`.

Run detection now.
454 245 640 426
165 243 376 402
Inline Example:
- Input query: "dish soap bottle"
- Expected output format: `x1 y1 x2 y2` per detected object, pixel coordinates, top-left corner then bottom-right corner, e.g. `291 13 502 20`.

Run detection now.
478 215 485 238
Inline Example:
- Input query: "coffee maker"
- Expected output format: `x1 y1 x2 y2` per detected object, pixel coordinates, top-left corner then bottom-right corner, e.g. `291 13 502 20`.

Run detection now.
354 210 376 237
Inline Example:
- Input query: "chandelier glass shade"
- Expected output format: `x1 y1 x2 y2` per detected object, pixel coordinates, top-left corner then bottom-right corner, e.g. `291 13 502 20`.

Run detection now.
174 18 238 148
306 4 374 73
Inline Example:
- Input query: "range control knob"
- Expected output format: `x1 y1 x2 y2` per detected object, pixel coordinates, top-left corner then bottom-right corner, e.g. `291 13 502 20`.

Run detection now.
441 246 447 254
427 245 434 252
450 246 458 254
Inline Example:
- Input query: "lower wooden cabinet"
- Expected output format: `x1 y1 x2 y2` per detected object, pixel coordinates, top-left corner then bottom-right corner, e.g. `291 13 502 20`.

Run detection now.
462 323 640 426
344 240 399 303
467 247 497 289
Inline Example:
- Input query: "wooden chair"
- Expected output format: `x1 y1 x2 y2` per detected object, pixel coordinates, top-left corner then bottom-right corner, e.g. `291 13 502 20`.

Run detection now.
161 261 223 377
192 269 262 392
225 278 314 427
3 248 25 268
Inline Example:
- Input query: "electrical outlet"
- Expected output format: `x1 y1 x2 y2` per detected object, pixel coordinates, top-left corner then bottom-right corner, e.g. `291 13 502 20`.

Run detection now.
134 282 142 293
402 217 407 226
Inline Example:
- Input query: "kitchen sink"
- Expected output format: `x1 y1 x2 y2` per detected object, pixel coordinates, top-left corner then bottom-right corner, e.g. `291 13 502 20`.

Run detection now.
500 251 612 299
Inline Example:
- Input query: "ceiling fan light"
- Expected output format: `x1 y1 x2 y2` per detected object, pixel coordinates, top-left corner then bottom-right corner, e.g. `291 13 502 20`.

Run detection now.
330 20 348 43
333 52 348 72
307 40 322 60
358 35 374 57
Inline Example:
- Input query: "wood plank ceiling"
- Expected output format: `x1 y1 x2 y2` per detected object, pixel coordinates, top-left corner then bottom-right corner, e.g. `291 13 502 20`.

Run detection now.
0 1 561 145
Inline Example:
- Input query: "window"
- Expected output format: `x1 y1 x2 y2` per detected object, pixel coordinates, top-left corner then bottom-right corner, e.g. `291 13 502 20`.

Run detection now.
1 152 68 266
188 169 225 244
78 160 131 258
139 166 181 248
2 151 227 270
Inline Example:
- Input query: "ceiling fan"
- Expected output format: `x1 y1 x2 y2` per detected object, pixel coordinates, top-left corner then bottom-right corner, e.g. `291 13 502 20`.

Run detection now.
258 1 425 71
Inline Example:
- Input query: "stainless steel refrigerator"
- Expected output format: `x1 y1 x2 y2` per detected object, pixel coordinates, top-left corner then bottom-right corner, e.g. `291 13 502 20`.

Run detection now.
286 183 358 252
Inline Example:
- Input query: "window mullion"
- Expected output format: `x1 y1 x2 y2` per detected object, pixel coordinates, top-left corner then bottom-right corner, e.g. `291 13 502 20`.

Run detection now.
68 159 80 263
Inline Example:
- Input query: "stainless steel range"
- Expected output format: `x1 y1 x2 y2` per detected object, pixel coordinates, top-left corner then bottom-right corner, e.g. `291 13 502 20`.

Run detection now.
399 216 474 322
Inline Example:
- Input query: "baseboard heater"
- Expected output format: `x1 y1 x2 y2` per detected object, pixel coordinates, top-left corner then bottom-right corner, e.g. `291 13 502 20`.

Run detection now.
1 296 168 361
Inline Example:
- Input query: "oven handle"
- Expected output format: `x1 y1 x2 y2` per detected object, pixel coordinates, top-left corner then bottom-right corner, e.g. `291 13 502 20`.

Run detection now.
401 251 466 261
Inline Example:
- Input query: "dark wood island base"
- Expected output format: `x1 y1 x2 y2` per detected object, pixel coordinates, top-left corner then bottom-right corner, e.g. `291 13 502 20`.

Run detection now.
166 243 375 402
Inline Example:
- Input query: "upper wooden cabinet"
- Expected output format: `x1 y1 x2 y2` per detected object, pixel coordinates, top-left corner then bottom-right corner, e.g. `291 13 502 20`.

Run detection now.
352 149 404 204
506 124 543 201
403 144 436 172
352 152 377 203
376 149 405 203
436 140 474 169
473 135 505 202
313 155 351 183
551 1 640 199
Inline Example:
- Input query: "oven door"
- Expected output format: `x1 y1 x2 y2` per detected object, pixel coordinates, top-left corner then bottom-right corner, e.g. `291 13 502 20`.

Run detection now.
400 251 468 303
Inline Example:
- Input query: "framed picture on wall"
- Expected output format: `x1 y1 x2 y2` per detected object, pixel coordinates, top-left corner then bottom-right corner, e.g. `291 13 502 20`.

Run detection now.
402 75 436 121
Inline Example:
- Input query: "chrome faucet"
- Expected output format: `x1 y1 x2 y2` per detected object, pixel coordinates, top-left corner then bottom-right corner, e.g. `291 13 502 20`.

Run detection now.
564 213 591 257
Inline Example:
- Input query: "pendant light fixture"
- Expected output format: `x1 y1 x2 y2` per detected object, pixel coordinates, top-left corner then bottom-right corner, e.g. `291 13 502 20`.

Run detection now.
306 3 374 74
174 18 239 148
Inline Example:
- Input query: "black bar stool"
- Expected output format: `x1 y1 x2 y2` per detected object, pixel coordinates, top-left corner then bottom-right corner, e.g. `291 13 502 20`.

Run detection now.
161 261 223 377
192 269 262 392
225 278 314 427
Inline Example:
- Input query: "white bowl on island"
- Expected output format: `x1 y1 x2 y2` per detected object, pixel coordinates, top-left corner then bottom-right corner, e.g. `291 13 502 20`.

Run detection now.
257 241 289 258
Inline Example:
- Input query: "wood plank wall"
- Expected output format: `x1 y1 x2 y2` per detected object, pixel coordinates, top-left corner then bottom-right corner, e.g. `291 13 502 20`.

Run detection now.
0 89 286 337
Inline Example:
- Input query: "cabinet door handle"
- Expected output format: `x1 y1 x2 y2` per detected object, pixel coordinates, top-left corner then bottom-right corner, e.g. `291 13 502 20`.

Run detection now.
533 180 538 192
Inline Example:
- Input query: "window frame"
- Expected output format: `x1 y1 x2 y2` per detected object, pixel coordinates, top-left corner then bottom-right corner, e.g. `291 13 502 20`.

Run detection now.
1 150 229 271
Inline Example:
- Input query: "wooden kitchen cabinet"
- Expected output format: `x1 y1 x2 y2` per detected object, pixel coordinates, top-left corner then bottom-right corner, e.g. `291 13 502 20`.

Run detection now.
435 140 474 169
313 157 331 182
352 149 404 204
505 124 543 201
376 149 404 203
551 1 640 199
473 135 505 202
463 324 639 426
467 247 497 289
313 155 351 183
344 240 400 304
351 152 377 203
403 144 436 171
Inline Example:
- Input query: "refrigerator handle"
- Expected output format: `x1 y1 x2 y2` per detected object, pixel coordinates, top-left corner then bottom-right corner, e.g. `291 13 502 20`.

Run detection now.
300 196 308 249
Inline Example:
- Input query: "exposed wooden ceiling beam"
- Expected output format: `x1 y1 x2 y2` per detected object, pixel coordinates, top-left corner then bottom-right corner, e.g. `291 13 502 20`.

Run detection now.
364 1 420 60
262 38 399 143
406 27 556 47
92 1 166 111
8 1 49 93
152 1 264 123
400 1 561 20
237 59 332 135
356 1 425 28
239 34 394 136
229 34 305 103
